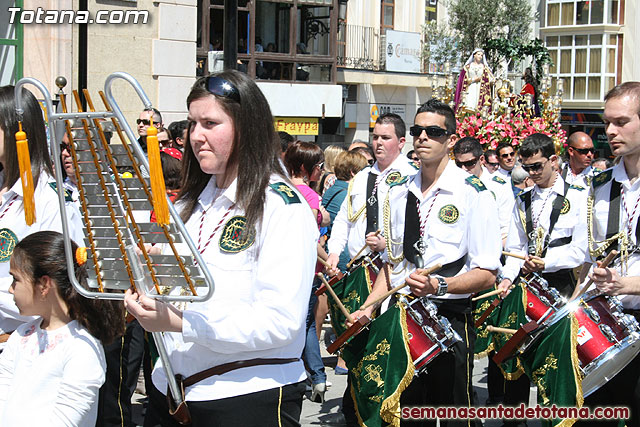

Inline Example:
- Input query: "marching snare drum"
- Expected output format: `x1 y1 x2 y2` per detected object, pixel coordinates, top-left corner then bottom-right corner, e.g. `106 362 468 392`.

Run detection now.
523 292 640 397
402 296 462 374
521 273 567 322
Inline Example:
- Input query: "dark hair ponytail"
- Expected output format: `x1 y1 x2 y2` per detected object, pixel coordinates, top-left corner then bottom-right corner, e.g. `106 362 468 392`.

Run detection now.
12 231 124 344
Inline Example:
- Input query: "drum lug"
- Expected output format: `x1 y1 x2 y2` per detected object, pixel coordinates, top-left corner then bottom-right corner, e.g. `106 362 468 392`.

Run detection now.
411 311 424 324
598 324 617 343
421 325 439 343
608 296 624 311
584 305 601 323
622 314 640 332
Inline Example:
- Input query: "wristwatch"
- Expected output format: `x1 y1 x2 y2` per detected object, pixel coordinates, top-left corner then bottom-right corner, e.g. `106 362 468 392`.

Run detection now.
436 277 448 296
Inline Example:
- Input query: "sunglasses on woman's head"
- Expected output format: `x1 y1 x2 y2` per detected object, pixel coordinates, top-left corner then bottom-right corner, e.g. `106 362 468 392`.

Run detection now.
409 125 449 138
207 76 241 103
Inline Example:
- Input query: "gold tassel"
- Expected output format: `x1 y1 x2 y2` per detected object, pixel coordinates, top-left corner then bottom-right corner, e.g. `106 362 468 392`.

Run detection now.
15 122 36 226
146 121 169 225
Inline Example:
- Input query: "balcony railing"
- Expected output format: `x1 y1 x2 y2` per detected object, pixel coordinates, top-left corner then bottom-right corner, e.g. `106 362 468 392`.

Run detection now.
337 23 382 71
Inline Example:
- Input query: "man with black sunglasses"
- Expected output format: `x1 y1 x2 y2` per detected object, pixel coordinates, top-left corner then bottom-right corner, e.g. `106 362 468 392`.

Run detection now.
352 99 501 426
453 137 515 246
496 142 518 181
497 133 588 423
482 149 500 174
562 131 596 189
136 107 164 153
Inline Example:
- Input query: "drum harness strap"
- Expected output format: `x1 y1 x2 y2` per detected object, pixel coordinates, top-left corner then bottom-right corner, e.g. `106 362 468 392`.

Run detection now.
365 171 382 234
403 191 466 277
587 179 640 274
522 180 570 258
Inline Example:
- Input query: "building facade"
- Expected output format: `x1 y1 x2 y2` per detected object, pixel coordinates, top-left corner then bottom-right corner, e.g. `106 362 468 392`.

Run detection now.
539 0 639 150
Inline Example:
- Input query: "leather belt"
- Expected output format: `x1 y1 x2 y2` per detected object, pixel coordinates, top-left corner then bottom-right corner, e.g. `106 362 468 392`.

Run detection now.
180 357 300 388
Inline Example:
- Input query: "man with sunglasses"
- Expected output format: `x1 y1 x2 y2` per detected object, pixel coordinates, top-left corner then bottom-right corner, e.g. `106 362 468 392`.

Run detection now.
453 137 515 245
497 133 588 422
326 113 416 273
482 149 500 174
136 107 164 152
496 142 518 180
352 99 501 426
562 131 596 189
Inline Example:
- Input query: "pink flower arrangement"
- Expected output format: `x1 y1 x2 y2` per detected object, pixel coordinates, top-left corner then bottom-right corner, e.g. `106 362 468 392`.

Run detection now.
457 114 567 153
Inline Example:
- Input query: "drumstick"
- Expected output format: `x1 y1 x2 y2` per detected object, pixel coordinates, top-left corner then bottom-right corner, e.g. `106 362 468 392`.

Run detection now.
486 325 517 335
317 273 354 324
316 256 331 269
570 250 618 301
502 251 545 266
359 263 442 311
471 285 515 302
346 229 381 269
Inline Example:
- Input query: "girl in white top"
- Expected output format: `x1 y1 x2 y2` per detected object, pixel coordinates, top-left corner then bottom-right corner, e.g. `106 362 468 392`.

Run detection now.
125 70 317 426
0 85 84 336
0 231 124 426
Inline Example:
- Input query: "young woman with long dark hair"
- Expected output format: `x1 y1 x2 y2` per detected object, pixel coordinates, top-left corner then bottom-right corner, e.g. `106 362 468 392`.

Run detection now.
125 70 317 426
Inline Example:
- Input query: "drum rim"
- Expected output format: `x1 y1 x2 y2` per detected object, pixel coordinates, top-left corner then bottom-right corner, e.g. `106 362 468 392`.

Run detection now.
581 333 640 397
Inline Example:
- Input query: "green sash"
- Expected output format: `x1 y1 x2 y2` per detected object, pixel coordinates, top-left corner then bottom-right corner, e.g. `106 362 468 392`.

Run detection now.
326 265 372 338
473 287 502 358
342 304 415 427
520 314 583 427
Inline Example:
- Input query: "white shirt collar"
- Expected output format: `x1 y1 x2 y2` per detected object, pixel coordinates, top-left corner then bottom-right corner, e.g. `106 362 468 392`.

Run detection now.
198 175 238 211
533 172 564 197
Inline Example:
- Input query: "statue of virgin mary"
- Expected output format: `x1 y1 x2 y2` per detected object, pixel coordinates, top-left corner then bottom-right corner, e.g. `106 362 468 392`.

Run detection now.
454 49 495 113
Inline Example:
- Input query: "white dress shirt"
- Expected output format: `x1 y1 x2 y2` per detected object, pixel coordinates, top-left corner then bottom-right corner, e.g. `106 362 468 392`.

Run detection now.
0 319 105 426
584 163 640 309
384 161 502 299
494 166 513 185
479 170 515 241
0 173 84 334
152 174 318 401
562 163 596 190
502 173 588 282
328 156 417 258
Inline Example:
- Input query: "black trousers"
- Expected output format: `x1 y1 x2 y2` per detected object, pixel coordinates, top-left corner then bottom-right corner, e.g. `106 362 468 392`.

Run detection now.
400 301 477 427
97 319 145 427
144 380 306 427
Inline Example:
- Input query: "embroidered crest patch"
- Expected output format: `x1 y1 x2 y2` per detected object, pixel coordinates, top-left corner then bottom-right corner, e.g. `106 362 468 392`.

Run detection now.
410 161 419 170
0 228 18 262
48 182 73 202
438 204 459 224
492 176 506 184
560 198 571 215
569 184 585 191
592 170 612 188
385 171 407 187
269 183 300 204
465 175 487 192
219 216 256 253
